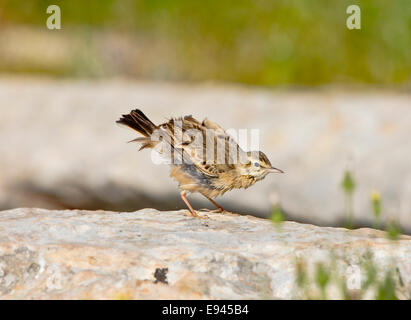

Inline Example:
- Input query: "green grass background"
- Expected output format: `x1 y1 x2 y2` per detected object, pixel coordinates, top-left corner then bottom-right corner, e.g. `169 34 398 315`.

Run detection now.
0 0 410 86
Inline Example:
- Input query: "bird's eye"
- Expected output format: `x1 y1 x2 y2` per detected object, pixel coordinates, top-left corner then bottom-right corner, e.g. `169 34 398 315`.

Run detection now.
254 162 260 167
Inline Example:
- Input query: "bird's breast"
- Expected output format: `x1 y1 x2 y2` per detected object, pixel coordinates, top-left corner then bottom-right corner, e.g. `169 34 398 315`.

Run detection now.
169 164 260 198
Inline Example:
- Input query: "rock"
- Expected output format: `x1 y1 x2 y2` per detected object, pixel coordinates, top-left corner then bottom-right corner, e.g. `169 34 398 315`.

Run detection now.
0 208 410 299
0 78 410 232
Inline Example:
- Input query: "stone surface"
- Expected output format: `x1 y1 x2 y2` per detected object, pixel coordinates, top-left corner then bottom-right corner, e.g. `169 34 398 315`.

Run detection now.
0 77 411 232
0 208 410 299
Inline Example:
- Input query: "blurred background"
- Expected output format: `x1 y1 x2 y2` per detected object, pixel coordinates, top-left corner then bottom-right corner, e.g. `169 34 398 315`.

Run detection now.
0 0 410 232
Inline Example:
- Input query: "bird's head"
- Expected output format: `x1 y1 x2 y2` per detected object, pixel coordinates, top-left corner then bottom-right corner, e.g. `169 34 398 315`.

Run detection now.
239 151 284 179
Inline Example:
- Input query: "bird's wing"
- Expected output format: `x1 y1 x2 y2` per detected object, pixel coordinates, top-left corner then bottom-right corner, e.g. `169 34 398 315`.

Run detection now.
202 117 249 167
175 116 222 177
201 118 225 132
182 117 247 177
158 115 247 177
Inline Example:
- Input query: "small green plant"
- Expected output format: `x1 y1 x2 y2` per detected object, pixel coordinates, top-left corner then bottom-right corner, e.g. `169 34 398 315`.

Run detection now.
376 270 398 300
294 258 311 299
341 170 356 229
362 256 377 293
368 185 402 241
315 262 331 300
370 190 382 229
292 170 405 300
270 205 285 229
386 220 401 241
295 259 308 289
294 253 402 300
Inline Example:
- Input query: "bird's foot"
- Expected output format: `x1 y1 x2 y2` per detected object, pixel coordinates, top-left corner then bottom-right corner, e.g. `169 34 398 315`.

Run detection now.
200 208 227 214
185 210 209 219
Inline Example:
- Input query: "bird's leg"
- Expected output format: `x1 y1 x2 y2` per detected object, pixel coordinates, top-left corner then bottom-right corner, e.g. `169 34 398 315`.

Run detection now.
180 191 199 217
204 196 226 213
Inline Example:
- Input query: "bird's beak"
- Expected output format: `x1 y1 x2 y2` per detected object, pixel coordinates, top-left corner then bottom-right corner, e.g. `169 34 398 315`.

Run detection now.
267 166 284 174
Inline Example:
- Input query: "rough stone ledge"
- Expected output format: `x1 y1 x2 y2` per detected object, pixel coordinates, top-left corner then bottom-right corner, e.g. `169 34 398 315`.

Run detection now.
0 208 410 299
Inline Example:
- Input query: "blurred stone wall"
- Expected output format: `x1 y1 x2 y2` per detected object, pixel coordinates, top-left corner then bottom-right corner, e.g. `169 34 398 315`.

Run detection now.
0 77 410 232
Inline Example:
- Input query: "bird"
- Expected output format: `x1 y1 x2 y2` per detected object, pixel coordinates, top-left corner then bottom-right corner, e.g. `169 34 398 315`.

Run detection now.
116 109 284 217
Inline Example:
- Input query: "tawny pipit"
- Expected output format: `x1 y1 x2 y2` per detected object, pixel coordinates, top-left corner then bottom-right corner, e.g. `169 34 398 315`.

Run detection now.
117 109 283 217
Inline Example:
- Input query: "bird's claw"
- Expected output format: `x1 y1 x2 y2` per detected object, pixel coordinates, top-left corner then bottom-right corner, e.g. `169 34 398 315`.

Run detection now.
200 208 227 214
185 210 209 219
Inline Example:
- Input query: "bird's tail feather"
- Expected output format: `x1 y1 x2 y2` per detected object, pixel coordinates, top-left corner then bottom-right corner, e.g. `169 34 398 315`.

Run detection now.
117 109 156 136
117 109 158 150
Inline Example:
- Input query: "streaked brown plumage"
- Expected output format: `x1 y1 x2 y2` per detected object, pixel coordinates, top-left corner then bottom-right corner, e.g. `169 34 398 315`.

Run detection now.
117 109 283 217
